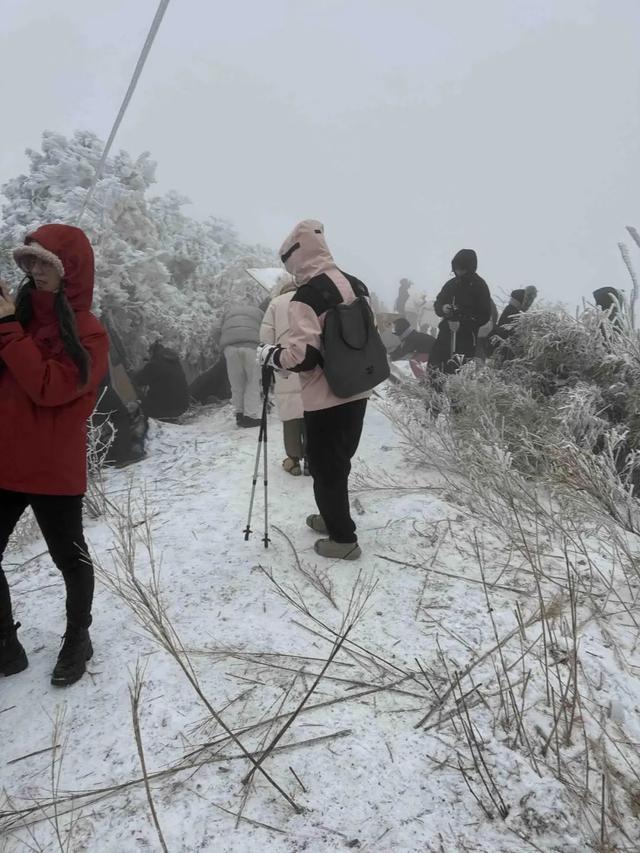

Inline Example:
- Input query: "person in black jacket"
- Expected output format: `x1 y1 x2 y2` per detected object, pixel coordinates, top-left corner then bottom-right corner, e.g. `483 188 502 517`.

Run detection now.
489 286 538 352
497 286 538 329
390 317 435 361
429 249 492 375
593 287 624 332
394 278 413 317
189 355 232 404
135 341 190 420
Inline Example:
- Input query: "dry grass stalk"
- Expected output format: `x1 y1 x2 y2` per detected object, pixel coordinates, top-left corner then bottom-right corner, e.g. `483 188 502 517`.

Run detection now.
384 366 640 848
377 552 527 596
271 524 337 608
240 625 352 787
0 729 351 838
452 672 510 820
129 660 169 852
95 488 302 814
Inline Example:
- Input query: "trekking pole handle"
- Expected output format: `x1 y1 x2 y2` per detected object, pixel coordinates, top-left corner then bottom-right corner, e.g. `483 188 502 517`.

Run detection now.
261 365 275 396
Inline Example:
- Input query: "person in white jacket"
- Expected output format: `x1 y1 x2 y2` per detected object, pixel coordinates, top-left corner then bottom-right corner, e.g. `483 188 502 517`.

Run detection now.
219 301 266 427
259 274 306 476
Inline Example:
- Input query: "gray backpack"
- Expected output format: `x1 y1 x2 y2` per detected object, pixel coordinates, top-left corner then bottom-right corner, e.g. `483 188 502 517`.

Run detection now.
323 294 390 398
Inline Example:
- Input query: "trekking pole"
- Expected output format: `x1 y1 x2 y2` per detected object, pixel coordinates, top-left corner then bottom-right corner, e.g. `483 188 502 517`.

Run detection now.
262 367 271 549
243 404 264 542
243 366 274 546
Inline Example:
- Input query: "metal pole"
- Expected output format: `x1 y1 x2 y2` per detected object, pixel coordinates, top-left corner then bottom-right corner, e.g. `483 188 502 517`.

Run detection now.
261 367 273 549
244 366 274 545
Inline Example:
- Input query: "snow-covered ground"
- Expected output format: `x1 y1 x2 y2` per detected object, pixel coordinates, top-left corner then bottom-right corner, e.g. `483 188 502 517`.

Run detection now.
2 397 639 852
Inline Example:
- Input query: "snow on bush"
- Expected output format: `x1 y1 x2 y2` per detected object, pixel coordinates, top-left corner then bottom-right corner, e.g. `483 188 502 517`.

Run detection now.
0 130 275 374
393 307 640 506
381 307 640 850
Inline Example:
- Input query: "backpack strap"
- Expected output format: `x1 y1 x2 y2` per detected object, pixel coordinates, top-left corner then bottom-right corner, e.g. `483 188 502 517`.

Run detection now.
293 273 343 315
342 271 369 299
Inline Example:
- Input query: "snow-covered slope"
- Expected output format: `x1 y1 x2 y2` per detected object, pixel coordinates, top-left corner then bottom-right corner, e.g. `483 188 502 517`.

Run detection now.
1 400 638 852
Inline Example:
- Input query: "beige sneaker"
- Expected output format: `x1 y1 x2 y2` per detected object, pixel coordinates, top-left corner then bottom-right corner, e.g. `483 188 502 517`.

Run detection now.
314 538 362 560
306 514 328 534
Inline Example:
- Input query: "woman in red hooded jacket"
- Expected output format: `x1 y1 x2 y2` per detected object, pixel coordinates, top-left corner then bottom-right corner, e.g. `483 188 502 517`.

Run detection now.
0 224 109 686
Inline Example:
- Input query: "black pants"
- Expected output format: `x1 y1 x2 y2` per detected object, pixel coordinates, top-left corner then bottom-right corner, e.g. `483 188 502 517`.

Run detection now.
429 323 478 375
304 400 367 544
0 490 93 631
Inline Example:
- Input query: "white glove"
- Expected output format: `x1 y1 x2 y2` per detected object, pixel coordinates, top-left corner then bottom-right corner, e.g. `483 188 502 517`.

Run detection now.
257 344 282 370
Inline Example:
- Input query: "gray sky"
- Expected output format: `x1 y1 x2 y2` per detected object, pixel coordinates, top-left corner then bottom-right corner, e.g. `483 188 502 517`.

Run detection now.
2 0 639 308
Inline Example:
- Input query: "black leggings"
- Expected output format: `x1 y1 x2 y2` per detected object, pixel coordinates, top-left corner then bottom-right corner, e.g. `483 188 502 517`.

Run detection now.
0 490 93 631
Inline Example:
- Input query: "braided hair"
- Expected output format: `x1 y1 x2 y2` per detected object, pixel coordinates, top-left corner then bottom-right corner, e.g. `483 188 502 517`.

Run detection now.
13 279 91 386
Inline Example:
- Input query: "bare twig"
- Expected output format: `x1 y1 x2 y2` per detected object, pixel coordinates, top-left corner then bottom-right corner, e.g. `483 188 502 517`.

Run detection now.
129 660 169 853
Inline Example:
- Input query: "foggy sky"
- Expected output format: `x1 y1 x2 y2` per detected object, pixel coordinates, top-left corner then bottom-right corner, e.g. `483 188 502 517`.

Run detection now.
2 0 639 309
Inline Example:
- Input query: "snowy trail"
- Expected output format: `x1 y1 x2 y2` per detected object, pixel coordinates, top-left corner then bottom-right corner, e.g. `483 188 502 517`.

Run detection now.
2 400 638 852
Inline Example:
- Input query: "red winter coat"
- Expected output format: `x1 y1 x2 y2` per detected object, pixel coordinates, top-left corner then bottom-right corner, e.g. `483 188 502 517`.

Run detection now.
0 225 109 495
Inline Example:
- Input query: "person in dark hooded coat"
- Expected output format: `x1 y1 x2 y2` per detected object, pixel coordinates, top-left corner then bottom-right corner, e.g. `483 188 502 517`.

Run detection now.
390 317 435 361
429 249 492 374
593 287 624 332
489 286 538 353
394 278 413 317
135 341 190 420
497 286 538 329
189 355 232 404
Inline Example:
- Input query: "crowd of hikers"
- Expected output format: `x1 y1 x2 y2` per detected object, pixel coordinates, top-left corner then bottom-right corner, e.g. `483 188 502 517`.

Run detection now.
0 220 625 687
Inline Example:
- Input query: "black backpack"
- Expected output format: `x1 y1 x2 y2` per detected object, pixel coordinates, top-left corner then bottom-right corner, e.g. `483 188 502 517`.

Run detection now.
323 287 390 398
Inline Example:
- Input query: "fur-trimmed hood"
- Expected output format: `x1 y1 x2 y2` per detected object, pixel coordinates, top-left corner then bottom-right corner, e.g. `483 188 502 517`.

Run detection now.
13 224 95 311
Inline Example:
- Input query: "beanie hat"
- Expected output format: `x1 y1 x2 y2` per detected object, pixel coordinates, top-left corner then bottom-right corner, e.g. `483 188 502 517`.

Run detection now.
510 289 525 307
393 317 411 337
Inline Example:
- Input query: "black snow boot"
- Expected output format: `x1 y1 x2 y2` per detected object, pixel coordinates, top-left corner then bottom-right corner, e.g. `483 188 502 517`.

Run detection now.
51 626 93 687
240 415 262 428
235 412 244 427
0 622 28 677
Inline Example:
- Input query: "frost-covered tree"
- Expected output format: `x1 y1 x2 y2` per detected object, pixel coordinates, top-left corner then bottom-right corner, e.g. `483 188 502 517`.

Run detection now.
0 130 275 375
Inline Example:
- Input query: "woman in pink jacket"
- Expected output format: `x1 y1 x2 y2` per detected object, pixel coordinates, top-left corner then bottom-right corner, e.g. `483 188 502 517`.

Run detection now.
259 221 369 561
259 274 307 476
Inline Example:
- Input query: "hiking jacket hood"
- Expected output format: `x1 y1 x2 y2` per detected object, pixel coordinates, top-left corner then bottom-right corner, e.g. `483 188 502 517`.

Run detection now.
0 224 108 495
276 220 371 412
279 220 336 285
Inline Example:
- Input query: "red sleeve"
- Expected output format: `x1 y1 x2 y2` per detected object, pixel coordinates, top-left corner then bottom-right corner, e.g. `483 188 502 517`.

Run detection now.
0 316 109 407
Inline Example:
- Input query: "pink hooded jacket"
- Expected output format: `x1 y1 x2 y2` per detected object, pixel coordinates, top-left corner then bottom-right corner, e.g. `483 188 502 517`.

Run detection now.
276 220 370 412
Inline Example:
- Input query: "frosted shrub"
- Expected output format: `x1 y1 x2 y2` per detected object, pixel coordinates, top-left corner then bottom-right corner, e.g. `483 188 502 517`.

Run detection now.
0 131 275 373
390 306 640 527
